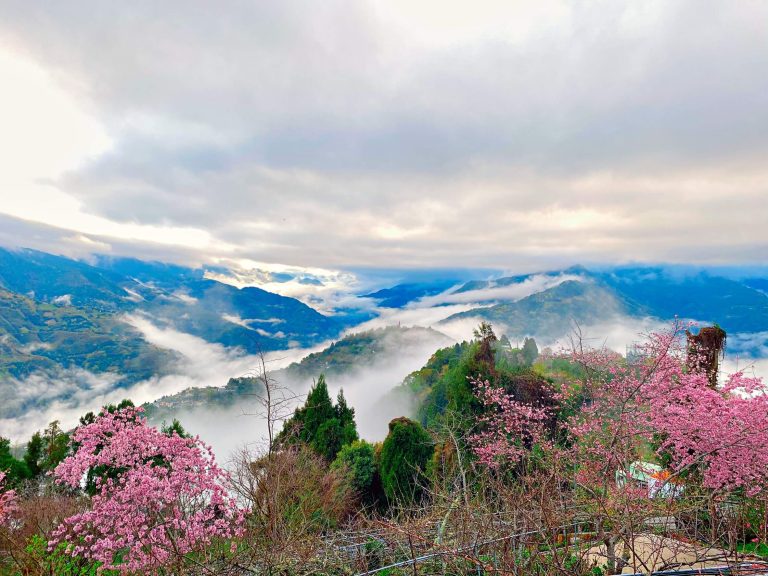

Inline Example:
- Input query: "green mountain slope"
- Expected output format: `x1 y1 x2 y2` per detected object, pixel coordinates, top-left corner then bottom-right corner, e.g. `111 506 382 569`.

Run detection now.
0 288 177 418
0 248 342 355
443 266 768 336
0 247 347 423
441 280 634 339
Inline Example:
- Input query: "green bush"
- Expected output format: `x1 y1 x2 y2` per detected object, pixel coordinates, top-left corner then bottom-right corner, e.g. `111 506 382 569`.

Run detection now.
379 417 433 506
332 440 376 497
19 535 115 576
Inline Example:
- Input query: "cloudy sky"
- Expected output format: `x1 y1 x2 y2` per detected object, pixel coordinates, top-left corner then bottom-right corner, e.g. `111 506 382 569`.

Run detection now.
0 0 766 272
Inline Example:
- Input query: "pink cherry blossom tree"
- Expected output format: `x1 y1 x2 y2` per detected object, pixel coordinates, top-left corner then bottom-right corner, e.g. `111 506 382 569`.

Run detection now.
50 406 243 574
0 472 16 525
469 377 556 470
470 323 768 572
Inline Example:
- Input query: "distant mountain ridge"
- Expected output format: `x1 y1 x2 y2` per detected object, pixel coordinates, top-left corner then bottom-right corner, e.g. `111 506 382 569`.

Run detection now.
0 247 345 420
363 280 459 308
439 266 768 341
3 246 768 431
442 279 630 339
0 248 343 353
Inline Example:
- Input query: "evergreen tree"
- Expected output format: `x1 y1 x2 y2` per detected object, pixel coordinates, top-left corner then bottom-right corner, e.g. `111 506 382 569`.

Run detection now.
0 437 30 487
42 421 69 471
335 389 358 447
299 375 336 445
161 418 189 438
379 417 433 505
24 431 43 477
314 417 344 461
522 337 539 366
332 440 377 501
277 375 358 460
473 321 498 372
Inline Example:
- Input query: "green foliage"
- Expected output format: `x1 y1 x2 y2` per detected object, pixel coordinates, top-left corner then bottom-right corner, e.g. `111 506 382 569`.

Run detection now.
379 417 433 505
19 534 115 576
332 440 377 497
23 431 43 477
414 335 498 428
20 421 70 480
278 376 358 460
302 376 336 441
405 326 557 448
0 436 30 487
522 337 539 366
737 541 768 558
0 287 174 389
41 420 69 471
412 340 487 427
161 418 189 438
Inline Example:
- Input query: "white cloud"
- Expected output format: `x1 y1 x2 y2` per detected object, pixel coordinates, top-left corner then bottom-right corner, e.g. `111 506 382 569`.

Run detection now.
418 273 582 306
543 316 667 354
169 325 452 459
172 291 197 304
123 287 144 302
52 294 72 306
205 259 366 313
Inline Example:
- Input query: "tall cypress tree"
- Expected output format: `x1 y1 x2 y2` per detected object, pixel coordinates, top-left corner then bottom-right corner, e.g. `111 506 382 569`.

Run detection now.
335 389 358 447
299 375 335 445
24 431 43 477
379 417 433 506
277 375 359 461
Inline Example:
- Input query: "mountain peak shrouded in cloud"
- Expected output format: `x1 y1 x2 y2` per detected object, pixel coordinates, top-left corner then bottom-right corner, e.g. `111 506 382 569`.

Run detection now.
0 2 767 268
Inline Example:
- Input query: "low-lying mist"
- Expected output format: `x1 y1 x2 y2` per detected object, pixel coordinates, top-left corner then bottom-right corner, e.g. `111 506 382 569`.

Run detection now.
166 326 450 462
4 291 768 469
0 314 327 445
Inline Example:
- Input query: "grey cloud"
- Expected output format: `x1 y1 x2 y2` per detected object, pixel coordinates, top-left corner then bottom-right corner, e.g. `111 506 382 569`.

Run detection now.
0 1 767 268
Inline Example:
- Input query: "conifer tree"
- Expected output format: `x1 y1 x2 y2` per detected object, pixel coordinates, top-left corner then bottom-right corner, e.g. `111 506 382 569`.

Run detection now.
379 417 433 505
23 431 43 477
0 438 30 487
299 375 336 445
335 389 358 447
522 337 539 366
277 375 358 460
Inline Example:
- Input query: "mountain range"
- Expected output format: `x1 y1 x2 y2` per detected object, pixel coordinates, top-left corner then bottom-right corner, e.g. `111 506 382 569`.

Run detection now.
2 246 768 436
0 248 345 421
365 265 768 342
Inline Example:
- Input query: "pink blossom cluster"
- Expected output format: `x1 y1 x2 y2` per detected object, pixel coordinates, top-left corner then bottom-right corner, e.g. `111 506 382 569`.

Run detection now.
0 472 17 525
471 323 768 498
470 378 554 469
50 407 244 573
567 341 664 491
646 358 768 494
573 327 768 495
